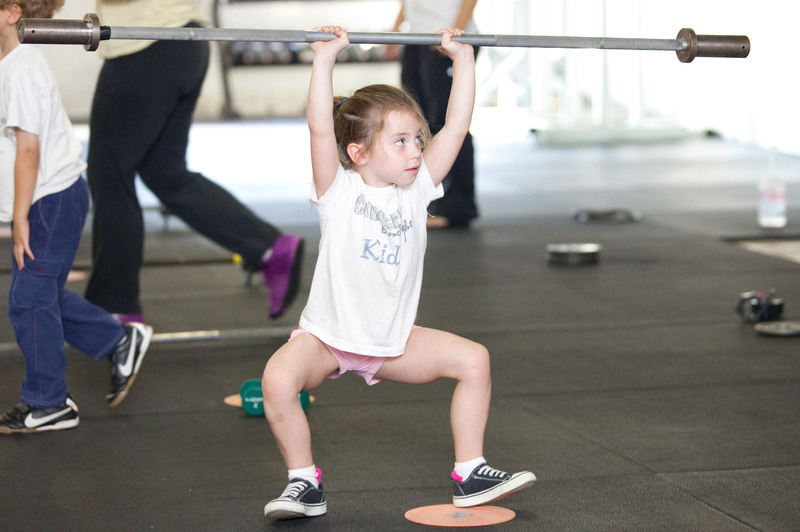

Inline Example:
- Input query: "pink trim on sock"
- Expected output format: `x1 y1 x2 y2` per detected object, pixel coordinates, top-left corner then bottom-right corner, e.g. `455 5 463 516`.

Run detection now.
451 471 463 482
316 467 322 484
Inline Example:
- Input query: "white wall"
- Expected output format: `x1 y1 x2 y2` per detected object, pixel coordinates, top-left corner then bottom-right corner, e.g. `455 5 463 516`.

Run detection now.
482 0 797 153
40 0 799 154
629 0 794 153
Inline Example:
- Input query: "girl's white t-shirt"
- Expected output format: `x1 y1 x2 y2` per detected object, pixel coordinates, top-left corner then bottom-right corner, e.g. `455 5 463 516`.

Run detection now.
299 160 443 357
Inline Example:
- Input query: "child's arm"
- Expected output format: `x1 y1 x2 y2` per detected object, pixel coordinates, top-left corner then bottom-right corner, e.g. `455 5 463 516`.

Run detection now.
420 29 476 186
307 25 350 198
12 128 39 269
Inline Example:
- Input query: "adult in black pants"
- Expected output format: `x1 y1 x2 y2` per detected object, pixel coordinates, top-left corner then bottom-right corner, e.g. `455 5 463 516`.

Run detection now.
399 44 479 228
390 0 480 228
86 1 303 323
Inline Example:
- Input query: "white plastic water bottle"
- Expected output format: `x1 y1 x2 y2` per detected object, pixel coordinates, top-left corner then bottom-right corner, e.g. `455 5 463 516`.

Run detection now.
758 149 787 228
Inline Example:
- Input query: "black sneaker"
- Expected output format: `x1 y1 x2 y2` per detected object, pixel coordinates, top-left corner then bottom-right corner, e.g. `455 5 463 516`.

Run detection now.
452 463 536 507
107 322 153 408
0 394 79 434
264 478 327 520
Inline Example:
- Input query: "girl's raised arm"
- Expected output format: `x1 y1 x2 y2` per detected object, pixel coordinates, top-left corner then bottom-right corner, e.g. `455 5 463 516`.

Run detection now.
307 26 350 198
421 29 476 186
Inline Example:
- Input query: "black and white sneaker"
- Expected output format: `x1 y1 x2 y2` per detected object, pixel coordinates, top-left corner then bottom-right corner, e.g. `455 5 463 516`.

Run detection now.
452 463 536 507
264 478 327 520
0 394 79 434
107 322 153 408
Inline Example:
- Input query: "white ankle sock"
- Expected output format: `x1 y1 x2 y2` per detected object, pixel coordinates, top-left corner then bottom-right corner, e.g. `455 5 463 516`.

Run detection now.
288 465 319 488
453 456 485 482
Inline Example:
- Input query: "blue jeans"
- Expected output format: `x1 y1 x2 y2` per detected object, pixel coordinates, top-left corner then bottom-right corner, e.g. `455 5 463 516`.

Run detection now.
8 178 125 409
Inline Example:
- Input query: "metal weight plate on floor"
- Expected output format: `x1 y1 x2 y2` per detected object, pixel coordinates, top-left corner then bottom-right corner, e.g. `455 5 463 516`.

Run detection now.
572 208 642 223
754 321 800 337
545 243 602 266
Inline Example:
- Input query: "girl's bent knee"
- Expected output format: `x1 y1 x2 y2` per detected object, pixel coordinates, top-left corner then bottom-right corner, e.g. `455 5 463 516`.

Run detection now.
262 369 296 402
463 343 491 378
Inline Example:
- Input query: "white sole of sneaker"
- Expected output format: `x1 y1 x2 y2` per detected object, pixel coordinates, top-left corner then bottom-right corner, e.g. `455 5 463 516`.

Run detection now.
453 471 537 508
0 417 79 434
131 324 153 376
33 417 80 432
264 499 327 521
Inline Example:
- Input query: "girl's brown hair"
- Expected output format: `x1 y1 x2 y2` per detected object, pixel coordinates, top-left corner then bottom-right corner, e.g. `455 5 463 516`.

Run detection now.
0 0 64 18
333 84 431 170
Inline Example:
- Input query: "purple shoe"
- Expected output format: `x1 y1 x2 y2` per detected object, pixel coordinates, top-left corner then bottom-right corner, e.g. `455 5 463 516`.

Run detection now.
261 235 304 318
111 313 145 324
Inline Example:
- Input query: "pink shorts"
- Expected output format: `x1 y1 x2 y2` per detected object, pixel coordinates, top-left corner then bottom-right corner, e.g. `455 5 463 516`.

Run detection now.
290 328 387 385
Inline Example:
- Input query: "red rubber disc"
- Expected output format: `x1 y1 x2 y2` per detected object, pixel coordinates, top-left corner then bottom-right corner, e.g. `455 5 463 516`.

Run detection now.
404 504 515 527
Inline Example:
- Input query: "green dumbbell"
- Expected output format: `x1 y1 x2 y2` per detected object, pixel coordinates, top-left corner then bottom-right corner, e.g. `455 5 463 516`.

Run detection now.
298 389 311 410
239 379 312 417
240 379 264 416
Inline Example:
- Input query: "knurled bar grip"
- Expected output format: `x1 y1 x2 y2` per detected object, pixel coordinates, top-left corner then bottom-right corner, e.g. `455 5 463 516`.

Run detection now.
18 13 750 63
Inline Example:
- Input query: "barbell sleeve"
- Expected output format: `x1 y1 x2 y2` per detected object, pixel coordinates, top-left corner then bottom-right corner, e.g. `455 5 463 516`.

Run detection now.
18 13 750 63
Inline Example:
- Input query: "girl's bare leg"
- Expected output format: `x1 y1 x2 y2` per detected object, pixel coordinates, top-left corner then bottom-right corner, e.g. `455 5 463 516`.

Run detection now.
262 332 339 469
375 327 491 462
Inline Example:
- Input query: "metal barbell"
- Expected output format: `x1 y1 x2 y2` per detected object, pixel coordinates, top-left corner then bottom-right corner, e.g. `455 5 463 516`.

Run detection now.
19 13 750 63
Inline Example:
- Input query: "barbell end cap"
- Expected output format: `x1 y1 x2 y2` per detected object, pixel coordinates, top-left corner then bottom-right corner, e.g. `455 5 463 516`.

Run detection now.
676 28 698 63
83 13 100 51
677 27 751 63
738 35 751 58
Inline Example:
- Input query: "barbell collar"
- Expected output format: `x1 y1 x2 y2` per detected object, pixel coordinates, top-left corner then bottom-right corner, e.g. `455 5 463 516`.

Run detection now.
18 14 750 63
83 13 101 51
